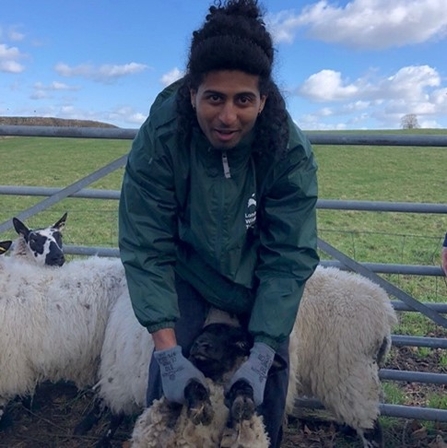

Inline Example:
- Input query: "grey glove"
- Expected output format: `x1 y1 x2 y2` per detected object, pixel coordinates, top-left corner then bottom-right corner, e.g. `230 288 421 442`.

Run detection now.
226 342 275 406
154 345 207 404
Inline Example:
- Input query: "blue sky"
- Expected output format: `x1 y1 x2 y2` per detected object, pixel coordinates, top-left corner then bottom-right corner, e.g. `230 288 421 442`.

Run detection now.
1 0 447 130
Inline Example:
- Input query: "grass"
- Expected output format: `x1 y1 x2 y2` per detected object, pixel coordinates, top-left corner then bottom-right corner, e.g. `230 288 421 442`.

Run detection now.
1 130 447 446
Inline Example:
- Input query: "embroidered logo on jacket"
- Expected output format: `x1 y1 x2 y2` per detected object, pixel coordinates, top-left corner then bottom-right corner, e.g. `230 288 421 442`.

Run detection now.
245 193 257 229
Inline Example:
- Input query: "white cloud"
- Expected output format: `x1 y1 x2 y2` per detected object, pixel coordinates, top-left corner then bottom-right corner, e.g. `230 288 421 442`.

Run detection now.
0 25 25 42
160 67 183 86
107 106 147 126
430 87 447 107
267 0 447 49
419 119 442 128
0 43 25 73
295 64 446 128
34 81 80 91
298 69 360 101
380 65 440 100
30 90 48 100
297 113 349 130
8 29 25 42
54 62 148 82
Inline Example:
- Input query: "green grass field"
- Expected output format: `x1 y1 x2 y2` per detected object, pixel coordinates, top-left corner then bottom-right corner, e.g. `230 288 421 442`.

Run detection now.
1 132 446 271
1 130 447 446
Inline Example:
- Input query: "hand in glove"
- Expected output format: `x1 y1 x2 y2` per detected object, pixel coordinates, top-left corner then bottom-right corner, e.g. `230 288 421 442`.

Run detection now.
154 345 207 404
225 342 275 407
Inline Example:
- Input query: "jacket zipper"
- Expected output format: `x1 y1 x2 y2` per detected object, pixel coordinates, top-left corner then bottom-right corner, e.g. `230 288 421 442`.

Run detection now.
222 151 231 179
216 151 231 261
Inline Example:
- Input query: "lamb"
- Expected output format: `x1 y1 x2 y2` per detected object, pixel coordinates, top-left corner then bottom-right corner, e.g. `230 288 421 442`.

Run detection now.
9 212 67 266
130 322 270 448
286 265 398 448
0 254 127 422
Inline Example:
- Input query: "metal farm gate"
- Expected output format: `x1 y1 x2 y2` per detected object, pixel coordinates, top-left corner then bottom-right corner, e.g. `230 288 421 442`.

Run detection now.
1 124 447 423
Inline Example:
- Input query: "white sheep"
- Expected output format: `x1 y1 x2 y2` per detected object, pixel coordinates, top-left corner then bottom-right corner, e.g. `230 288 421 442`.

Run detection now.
286 265 398 448
81 266 396 447
9 212 67 266
130 323 269 448
71 289 153 443
95 289 152 416
0 255 126 421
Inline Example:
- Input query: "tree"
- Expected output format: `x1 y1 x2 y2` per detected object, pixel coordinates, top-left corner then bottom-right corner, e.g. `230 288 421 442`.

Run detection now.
401 114 420 129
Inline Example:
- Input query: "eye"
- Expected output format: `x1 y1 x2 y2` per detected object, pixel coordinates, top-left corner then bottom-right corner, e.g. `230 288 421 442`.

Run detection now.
237 95 254 106
206 93 222 103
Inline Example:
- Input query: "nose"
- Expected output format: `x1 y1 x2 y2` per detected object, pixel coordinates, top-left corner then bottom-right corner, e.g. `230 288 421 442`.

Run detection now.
46 251 65 266
218 102 237 126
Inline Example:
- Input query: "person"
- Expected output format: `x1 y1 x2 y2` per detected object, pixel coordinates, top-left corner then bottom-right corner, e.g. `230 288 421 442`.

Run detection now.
118 1 319 446
442 232 447 276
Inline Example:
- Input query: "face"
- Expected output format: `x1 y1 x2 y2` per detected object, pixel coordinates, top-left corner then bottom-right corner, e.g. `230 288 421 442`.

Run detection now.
190 70 267 150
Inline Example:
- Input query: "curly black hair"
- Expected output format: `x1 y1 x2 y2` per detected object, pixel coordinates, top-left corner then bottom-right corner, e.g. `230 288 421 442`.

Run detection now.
176 0 289 157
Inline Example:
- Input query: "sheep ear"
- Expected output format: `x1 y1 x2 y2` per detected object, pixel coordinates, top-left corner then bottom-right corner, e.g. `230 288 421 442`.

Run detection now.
53 212 68 231
0 240 12 254
12 217 30 237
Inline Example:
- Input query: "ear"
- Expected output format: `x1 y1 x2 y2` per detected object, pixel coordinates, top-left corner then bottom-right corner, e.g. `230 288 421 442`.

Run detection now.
190 89 197 109
12 217 30 237
0 240 12 254
53 212 68 230
258 94 268 115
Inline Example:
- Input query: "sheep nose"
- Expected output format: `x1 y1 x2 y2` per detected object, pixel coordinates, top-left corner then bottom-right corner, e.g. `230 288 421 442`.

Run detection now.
46 253 65 266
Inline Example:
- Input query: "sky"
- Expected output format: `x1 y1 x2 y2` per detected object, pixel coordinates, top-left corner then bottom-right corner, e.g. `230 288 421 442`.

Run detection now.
1 0 447 130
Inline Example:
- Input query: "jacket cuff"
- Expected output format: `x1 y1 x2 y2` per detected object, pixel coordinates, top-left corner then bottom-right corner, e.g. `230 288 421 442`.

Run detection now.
443 232 447 248
146 321 176 334
254 335 280 351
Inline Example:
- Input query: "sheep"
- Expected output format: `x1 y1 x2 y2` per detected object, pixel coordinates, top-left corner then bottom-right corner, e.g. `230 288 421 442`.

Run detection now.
72 288 155 445
0 254 127 422
80 266 396 447
9 212 67 266
286 265 398 448
130 322 270 448
74 302 244 446
95 290 153 417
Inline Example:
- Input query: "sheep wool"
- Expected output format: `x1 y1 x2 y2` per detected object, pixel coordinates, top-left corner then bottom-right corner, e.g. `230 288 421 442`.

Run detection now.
94 288 153 415
130 378 269 448
0 256 126 418
286 265 398 447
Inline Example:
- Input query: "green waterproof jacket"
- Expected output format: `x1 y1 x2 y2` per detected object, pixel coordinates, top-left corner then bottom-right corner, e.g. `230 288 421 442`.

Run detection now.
119 81 319 350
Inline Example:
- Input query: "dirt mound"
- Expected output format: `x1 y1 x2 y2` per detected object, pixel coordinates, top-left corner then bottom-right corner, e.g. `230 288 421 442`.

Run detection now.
0 116 118 128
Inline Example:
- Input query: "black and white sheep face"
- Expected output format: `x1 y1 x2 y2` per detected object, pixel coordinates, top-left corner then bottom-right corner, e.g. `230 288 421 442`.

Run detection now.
188 323 253 382
12 213 67 267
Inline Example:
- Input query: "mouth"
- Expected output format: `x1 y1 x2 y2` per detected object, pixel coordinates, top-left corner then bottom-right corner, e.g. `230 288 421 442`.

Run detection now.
191 354 208 361
214 129 238 142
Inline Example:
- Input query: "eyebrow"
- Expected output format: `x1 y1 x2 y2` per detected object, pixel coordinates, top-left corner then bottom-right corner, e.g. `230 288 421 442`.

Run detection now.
203 89 258 98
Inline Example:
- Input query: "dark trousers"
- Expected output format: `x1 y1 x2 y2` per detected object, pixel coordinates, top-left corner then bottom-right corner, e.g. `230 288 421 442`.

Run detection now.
146 274 289 448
